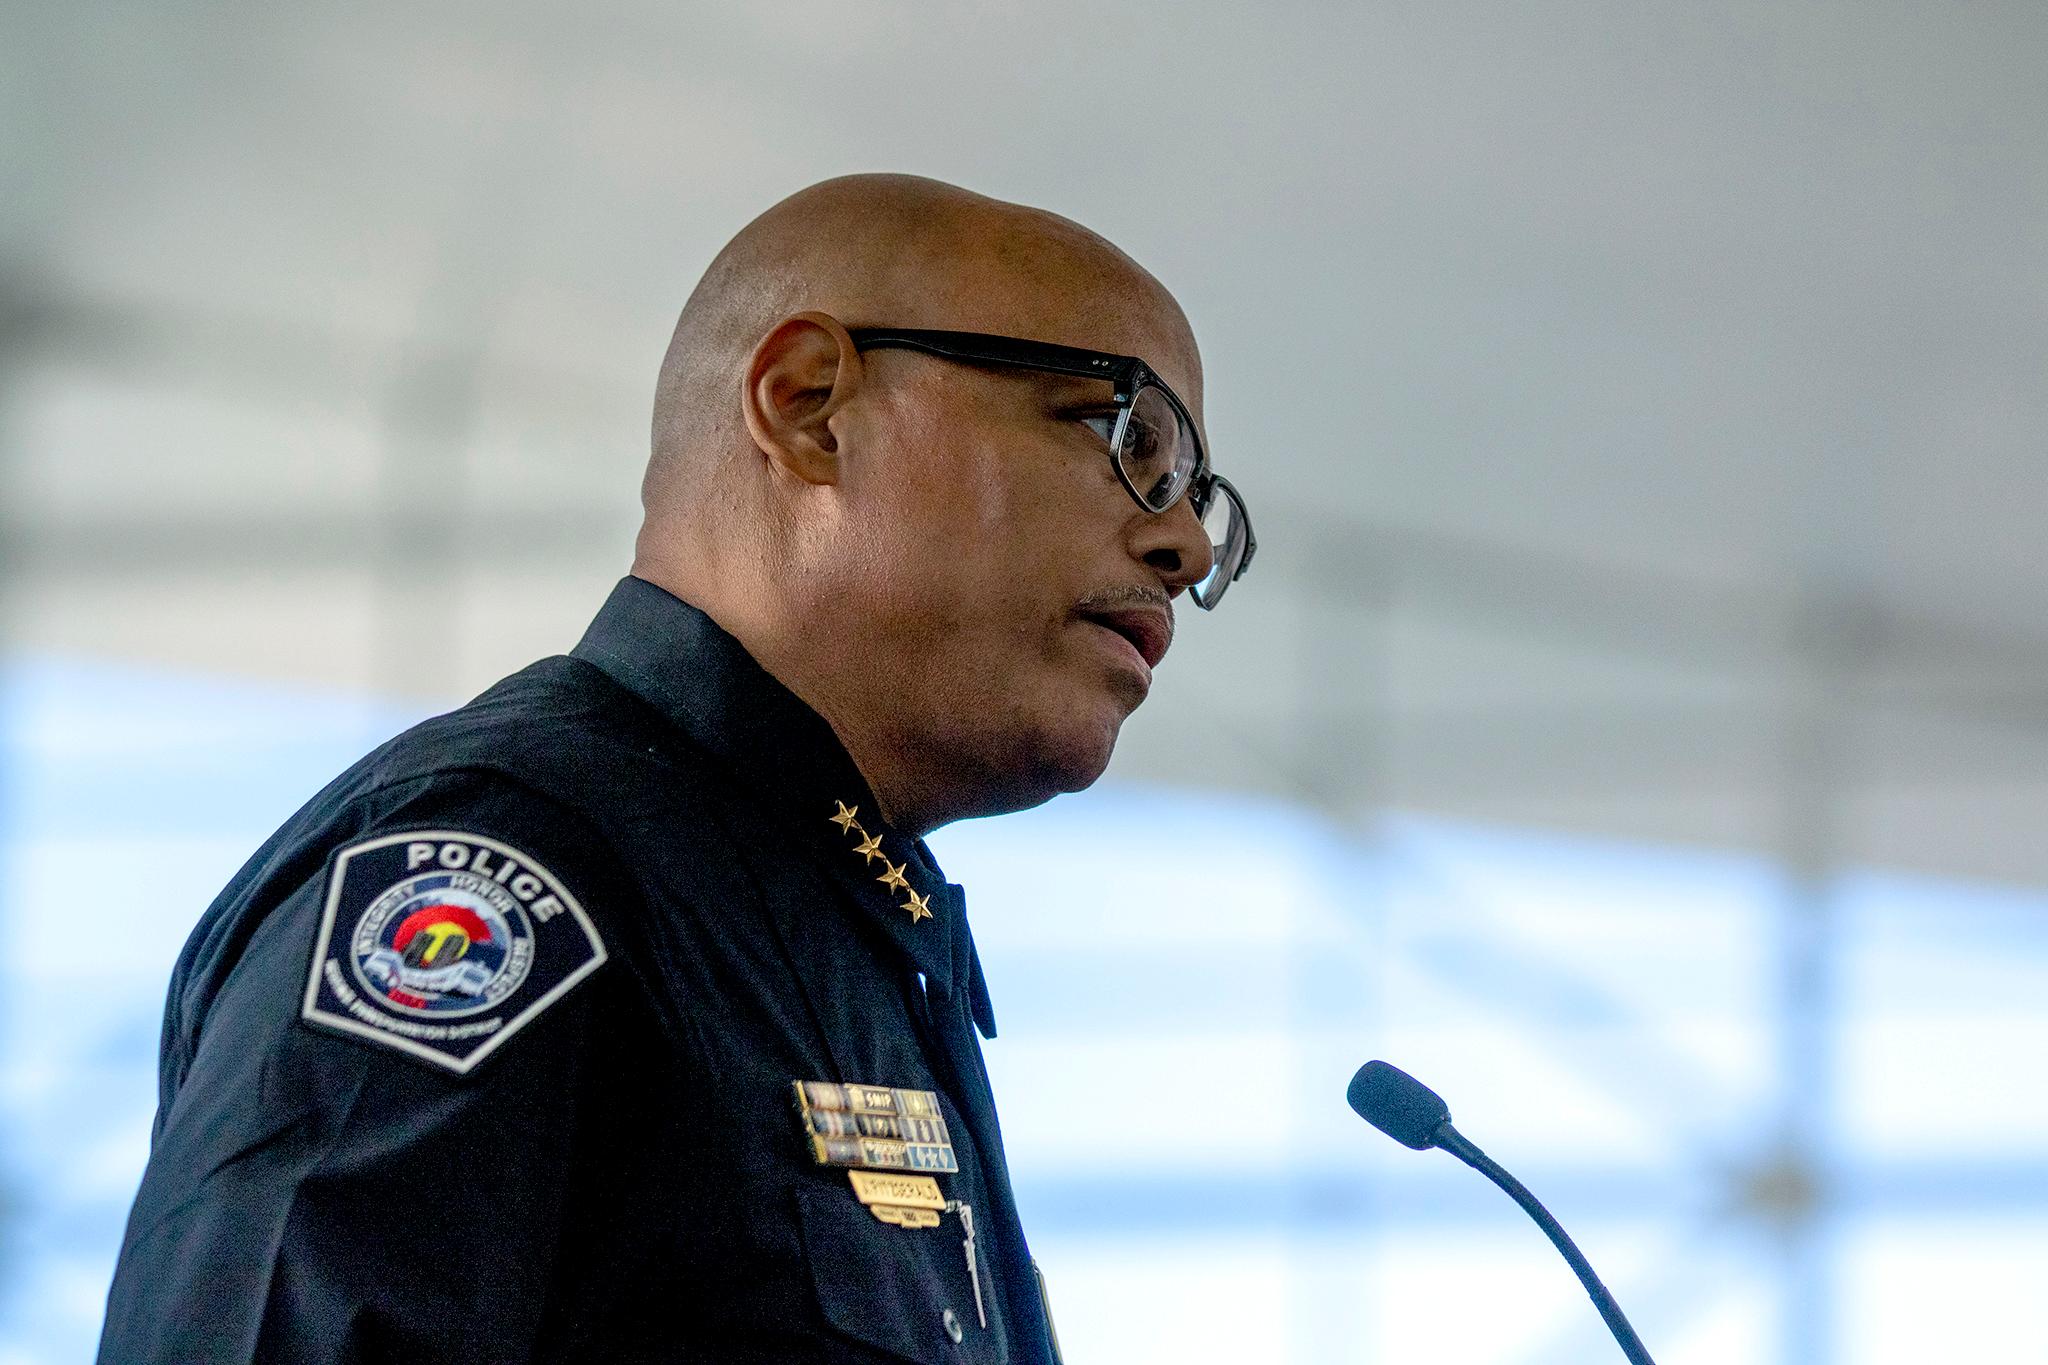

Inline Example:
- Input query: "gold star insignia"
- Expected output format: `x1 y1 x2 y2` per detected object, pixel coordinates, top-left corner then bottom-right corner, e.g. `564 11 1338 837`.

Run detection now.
876 861 909 893
829 801 860 834
853 832 884 863
901 889 932 923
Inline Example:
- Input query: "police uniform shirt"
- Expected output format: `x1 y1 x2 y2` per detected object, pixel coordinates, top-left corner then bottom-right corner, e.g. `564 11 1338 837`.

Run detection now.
98 575 1061 1365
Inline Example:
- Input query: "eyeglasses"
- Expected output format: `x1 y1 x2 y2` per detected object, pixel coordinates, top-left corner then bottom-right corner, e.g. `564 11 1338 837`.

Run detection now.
848 327 1256 609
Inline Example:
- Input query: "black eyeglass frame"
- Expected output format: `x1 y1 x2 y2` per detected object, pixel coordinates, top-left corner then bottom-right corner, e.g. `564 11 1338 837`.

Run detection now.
847 327 1256 603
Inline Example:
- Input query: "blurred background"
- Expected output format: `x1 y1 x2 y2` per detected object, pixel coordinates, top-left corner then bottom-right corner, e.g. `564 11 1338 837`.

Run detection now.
5 1 2048 1360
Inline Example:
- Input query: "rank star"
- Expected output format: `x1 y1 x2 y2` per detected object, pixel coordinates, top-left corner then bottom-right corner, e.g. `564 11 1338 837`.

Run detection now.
901 889 932 923
876 861 909 893
853 832 884 863
829 801 860 834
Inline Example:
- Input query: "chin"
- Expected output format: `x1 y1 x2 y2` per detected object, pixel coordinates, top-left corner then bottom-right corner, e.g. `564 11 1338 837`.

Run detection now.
948 710 1122 822
1022 706 1124 800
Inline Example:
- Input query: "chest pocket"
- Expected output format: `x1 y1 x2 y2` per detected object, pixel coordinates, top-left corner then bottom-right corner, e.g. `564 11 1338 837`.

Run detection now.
796 1181 1009 1365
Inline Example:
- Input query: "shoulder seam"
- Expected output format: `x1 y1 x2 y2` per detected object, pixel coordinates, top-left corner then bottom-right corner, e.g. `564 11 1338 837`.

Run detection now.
348 765 633 865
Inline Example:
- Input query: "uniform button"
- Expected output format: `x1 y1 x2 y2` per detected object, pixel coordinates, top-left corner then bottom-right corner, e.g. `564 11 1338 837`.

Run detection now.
943 1308 964 1344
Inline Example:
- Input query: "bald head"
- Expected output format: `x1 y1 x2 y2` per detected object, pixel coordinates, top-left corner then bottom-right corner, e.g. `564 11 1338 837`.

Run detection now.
630 173 1214 834
643 173 1196 513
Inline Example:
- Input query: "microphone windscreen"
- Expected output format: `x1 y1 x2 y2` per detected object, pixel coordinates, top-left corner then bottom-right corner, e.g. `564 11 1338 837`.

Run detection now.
1347 1060 1451 1150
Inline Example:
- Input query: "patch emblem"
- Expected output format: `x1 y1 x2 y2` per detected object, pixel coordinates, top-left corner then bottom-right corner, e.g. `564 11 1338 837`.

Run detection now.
301 830 606 1074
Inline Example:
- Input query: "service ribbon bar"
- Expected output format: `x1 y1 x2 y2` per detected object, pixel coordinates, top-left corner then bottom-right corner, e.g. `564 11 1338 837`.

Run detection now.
804 1105 952 1145
797 1080 943 1119
795 1080 960 1174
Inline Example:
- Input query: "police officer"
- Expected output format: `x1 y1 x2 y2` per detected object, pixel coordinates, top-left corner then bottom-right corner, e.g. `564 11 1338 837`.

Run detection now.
98 172 1255 1363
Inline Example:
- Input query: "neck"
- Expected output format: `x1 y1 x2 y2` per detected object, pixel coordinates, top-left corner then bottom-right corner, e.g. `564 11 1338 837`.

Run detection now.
627 554 948 837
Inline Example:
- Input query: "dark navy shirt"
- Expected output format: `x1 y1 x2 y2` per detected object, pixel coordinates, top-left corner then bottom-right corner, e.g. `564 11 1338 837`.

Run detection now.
99 575 1060 1365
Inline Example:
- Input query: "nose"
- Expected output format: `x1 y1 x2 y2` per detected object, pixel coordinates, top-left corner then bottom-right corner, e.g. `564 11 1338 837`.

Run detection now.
1128 495 1216 597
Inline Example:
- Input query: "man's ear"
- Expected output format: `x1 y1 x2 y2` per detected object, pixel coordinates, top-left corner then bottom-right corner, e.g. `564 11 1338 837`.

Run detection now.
741 311 864 486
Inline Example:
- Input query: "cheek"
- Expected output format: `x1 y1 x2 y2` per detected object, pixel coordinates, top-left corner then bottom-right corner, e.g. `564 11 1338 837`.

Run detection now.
882 416 1052 583
870 390 1006 528
855 398 1104 659
839 446 1009 647
923 422 1020 534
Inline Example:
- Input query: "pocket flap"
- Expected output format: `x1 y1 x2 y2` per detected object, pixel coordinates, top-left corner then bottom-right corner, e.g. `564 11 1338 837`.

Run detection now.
794 1181 1004 1364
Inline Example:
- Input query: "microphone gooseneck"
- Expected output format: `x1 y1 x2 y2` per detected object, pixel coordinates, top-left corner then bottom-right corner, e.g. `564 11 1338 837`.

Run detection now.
1347 1060 1659 1365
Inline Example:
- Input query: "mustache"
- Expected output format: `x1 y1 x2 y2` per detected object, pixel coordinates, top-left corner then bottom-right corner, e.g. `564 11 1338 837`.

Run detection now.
1073 583 1174 618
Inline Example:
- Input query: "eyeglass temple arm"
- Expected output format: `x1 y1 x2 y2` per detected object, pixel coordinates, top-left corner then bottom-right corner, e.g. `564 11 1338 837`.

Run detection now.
850 329 1143 389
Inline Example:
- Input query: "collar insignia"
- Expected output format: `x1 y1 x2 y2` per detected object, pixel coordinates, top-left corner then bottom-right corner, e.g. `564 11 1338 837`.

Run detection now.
827 803 930 925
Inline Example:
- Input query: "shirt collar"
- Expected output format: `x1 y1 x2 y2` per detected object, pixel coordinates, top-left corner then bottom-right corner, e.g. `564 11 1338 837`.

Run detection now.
570 575 995 1034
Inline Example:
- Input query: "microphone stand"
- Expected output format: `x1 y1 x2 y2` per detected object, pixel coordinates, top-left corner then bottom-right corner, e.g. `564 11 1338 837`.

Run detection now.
1432 1121 1658 1365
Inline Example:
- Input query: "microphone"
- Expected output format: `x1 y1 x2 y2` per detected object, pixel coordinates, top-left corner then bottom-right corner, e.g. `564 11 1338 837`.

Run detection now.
1347 1060 1659 1365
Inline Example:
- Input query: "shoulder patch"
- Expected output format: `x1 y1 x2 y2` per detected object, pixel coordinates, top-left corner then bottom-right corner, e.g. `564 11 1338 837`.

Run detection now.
300 830 607 1074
